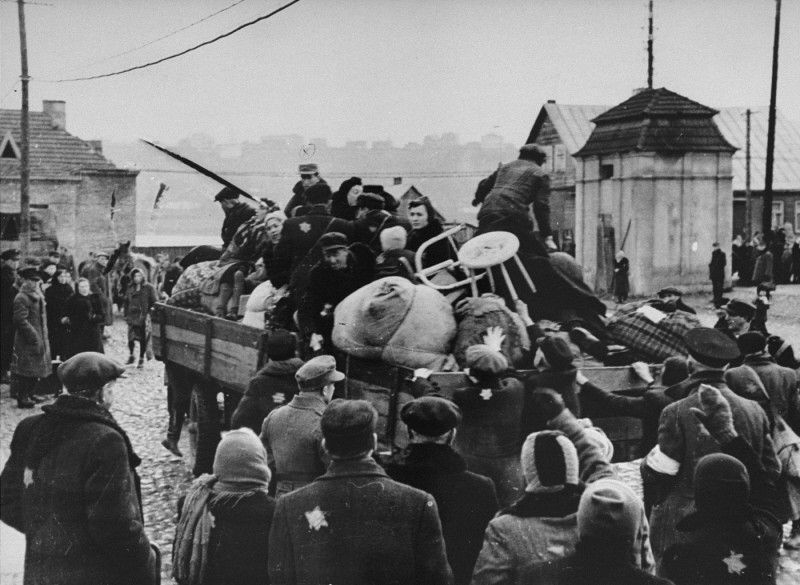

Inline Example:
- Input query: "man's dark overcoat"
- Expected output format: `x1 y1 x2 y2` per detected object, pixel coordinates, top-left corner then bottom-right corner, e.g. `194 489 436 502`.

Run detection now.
386 443 498 585
0 395 156 585
1 264 18 370
231 357 304 434
221 200 256 248
62 292 105 357
268 456 453 585
352 209 402 254
12 287 51 378
728 355 799 427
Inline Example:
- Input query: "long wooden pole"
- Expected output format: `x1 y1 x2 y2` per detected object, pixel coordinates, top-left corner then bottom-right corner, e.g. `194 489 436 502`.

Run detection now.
647 0 654 89
17 0 31 256
745 109 752 238
762 0 781 245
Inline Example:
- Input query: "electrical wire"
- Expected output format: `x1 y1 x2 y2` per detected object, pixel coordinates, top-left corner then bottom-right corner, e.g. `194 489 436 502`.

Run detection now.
65 0 251 73
37 0 301 83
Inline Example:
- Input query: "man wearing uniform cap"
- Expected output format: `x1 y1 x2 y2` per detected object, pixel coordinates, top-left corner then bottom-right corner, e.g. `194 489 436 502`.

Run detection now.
0 352 158 584
283 162 328 217
643 327 780 560
386 396 498 585
215 186 256 248
268 398 453 585
1 248 21 383
297 231 373 355
11 267 51 408
259 354 342 496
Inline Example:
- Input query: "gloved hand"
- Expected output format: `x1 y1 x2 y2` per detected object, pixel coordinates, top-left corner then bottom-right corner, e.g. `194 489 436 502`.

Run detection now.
544 236 558 251
631 361 655 385
690 384 738 444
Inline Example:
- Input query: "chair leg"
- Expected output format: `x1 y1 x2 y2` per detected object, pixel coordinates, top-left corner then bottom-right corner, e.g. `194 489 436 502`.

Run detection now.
512 254 537 294
499 262 518 301
468 268 479 297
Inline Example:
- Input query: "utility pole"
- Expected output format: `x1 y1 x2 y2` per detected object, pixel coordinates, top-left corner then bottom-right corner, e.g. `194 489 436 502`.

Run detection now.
647 0 654 89
762 0 781 245
17 0 31 256
745 109 752 239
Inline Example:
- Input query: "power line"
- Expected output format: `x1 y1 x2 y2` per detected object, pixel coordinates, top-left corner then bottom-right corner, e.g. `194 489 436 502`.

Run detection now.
37 0 302 83
66 0 252 73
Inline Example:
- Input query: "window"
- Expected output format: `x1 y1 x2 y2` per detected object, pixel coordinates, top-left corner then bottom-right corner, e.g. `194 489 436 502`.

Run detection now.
600 164 615 180
772 201 784 229
0 206 54 242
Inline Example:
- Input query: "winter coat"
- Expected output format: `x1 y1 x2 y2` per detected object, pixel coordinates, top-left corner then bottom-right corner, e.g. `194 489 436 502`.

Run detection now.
62 292 105 357
268 456 453 585
709 249 726 281
471 412 626 585
221 201 256 248
614 257 630 297
12 286 52 378
124 282 158 327
406 220 454 269
1 265 18 368
648 378 780 560
80 261 112 326
662 436 783 585
283 178 329 218
727 354 799 428
523 549 673 585
259 393 329 490
385 443 499 585
268 204 354 291
353 209 403 254
231 358 304 434
752 249 774 285
176 489 276 585
0 395 156 585
44 282 73 360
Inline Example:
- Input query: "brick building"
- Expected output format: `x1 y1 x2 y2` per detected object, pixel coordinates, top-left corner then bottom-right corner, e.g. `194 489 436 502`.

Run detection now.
0 100 138 262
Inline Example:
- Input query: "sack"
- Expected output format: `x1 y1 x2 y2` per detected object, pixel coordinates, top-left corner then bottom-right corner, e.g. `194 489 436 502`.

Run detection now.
774 413 800 478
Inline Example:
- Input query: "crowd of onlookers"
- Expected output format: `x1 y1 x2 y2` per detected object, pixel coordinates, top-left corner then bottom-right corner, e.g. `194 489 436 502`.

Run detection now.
731 227 800 287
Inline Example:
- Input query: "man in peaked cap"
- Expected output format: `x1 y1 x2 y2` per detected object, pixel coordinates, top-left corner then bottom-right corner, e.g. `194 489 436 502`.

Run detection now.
386 396 498 585
714 299 757 342
1 248 21 384
642 327 780 561
283 162 329 217
268 399 453 585
215 186 256 248
11 267 50 408
0 351 157 584
259 354 342 496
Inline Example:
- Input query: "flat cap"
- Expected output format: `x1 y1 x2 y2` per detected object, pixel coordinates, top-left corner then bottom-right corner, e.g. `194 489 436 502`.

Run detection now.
684 327 740 368
657 287 682 298
298 163 319 174
401 396 462 437
18 267 42 280
0 249 20 261
540 336 575 370
356 192 386 210
58 352 127 392
321 399 377 456
722 300 756 321
319 232 349 252
737 331 766 355
465 344 508 374
214 186 239 201
296 355 344 391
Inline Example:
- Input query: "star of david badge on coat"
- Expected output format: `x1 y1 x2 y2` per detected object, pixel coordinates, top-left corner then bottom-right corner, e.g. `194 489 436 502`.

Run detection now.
299 222 311 233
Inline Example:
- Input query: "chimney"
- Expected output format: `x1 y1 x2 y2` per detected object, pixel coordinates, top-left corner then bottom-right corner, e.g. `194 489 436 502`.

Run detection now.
42 100 66 130
87 140 103 155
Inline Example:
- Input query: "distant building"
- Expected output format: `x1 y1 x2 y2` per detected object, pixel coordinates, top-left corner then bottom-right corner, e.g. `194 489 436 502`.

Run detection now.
0 100 138 260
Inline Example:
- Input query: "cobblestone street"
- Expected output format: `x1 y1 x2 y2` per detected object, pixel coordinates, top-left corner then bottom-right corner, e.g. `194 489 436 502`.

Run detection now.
1 284 799 584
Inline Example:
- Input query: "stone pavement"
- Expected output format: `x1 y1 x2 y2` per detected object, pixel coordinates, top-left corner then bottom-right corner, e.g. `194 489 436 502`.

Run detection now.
1 305 799 584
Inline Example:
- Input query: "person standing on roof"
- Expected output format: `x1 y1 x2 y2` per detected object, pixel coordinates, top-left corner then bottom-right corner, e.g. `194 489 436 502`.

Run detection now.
216 187 256 249
473 143 558 256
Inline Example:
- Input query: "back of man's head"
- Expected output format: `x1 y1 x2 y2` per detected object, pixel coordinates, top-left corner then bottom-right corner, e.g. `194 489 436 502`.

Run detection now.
577 479 643 546
305 183 333 205
321 399 377 459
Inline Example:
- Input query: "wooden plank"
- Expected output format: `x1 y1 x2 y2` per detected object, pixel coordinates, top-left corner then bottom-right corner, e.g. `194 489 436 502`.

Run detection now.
163 306 208 335
213 318 262 347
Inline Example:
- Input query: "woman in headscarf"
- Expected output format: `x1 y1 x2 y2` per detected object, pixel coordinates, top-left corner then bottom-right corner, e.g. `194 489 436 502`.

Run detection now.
330 176 362 220
44 268 74 361
124 268 158 367
405 197 454 270
173 428 275 585
62 277 105 357
613 250 630 304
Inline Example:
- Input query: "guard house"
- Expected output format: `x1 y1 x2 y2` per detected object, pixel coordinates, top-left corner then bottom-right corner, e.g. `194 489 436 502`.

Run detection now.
573 88 737 295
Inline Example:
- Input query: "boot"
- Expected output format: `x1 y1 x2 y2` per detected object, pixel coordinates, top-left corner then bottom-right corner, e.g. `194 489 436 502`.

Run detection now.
126 354 135 365
138 358 145 369
216 283 233 318
161 437 183 457
17 384 35 409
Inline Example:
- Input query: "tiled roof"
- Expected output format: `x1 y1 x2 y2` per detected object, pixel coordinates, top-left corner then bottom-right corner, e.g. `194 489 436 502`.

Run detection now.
575 88 736 156
530 101 800 190
0 109 126 179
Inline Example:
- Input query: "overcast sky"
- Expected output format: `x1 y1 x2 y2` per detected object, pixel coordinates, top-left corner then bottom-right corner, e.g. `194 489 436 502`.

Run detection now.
1 0 798 147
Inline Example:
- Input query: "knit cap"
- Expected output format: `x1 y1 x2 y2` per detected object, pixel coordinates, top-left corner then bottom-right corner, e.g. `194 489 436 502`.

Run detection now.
380 226 407 251
582 425 614 462
267 329 297 361
577 479 643 540
465 344 508 374
213 428 270 491
520 430 579 492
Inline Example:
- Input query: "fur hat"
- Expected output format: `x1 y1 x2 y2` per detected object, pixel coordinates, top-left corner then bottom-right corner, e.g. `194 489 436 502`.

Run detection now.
213 428 270 490
58 352 127 392
465 344 508 374
380 226 407 251
321 399 377 457
737 331 766 355
539 336 575 371
267 329 297 361
401 396 462 437
577 479 643 540
356 192 386 210
319 232 349 253
520 430 579 492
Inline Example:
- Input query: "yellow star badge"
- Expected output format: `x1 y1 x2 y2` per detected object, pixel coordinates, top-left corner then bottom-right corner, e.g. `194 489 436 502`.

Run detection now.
722 551 746 575
299 222 312 233
23 467 34 488
305 506 329 531
480 388 493 401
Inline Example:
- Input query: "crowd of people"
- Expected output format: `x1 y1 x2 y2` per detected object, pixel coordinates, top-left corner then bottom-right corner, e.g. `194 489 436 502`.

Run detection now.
1 144 799 585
